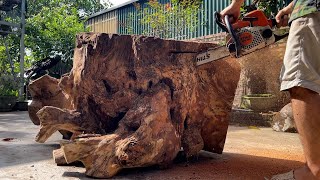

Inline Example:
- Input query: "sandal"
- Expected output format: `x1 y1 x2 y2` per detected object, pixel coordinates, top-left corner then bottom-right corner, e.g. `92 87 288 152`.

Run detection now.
269 170 295 180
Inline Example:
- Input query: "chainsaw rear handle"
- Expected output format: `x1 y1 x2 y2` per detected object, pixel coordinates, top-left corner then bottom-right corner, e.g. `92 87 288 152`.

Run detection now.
215 12 228 32
214 12 239 31
215 12 241 57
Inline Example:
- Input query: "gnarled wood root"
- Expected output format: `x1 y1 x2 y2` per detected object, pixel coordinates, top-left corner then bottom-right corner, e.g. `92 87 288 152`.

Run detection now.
54 84 180 178
29 33 241 178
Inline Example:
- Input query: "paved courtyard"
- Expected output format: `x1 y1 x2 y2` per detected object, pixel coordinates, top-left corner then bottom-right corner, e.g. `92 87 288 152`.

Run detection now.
0 111 304 179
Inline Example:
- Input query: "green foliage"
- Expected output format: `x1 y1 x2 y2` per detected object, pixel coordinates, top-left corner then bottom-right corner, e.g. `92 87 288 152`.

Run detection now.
242 0 288 18
0 0 111 80
24 0 112 71
256 0 287 17
26 0 111 18
25 4 87 69
0 74 18 96
0 45 7 73
127 0 202 39
0 35 23 76
176 0 203 8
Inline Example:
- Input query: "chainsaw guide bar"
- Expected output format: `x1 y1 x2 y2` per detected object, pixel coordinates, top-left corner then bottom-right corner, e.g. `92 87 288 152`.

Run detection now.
196 46 230 66
195 10 288 67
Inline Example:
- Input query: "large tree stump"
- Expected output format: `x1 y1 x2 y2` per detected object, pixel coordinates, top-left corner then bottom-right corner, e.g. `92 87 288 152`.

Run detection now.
28 33 241 178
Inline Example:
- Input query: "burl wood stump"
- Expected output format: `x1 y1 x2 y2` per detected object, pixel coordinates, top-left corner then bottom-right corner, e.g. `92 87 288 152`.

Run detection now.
28 33 240 178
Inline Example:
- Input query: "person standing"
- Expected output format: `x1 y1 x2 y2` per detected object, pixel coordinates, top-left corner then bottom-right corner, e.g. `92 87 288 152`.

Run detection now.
221 0 320 179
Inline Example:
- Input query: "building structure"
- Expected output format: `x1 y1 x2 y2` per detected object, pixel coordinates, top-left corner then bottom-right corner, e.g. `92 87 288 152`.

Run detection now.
86 0 290 41
86 0 255 41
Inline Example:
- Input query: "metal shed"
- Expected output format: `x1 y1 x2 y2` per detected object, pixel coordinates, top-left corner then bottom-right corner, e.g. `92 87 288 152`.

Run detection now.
85 1 141 34
88 0 292 40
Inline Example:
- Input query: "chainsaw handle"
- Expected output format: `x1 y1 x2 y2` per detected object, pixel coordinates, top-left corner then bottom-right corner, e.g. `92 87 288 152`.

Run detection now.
214 12 241 57
224 15 241 57
215 12 228 32
270 18 277 27
215 12 239 31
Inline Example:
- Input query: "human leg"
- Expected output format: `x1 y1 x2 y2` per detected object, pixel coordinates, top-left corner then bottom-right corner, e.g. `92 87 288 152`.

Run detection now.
289 87 320 179
275 12 320 180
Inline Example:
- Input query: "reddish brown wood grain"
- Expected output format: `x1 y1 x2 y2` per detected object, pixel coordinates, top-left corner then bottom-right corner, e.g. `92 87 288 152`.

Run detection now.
28 33 241 178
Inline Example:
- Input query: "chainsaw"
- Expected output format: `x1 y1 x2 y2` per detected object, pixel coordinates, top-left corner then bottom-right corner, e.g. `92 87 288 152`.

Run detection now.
196 10 288 66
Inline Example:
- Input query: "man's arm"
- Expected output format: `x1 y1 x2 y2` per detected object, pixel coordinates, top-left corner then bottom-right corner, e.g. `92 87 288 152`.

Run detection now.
276 1 294 27
221 0 294 26
220 0 245 23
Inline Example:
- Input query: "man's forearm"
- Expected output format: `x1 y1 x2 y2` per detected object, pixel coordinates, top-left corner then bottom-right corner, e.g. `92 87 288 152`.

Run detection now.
281 1 295 15
231 0 245 7
232 0 245 3
285 1 295 11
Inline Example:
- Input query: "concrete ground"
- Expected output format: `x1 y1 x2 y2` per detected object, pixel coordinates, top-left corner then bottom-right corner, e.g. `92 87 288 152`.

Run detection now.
0 111 304 180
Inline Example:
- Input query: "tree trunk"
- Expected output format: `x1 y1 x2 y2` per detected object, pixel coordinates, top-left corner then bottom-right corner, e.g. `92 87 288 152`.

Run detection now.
28 33 241 178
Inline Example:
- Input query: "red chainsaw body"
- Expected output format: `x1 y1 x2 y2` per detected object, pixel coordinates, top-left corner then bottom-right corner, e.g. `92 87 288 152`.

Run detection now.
196 10 289 66
232 10 274 30
225 10 277 57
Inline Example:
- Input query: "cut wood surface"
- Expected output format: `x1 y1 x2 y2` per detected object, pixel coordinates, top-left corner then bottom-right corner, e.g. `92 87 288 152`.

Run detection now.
28 33 241 178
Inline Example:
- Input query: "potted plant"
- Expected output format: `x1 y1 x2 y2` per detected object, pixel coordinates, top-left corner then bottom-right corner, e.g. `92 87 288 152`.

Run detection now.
241 94 276 112
0 74 18 112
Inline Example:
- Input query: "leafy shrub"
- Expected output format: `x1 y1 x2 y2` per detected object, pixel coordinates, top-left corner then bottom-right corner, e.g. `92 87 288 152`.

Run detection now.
0 74 18 96
126 0 202 40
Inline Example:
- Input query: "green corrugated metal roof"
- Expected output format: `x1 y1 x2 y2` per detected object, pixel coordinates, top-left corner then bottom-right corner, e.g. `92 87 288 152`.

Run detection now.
117 0 253 39
87 0 290 40
87 0 139 20
90 0 293 40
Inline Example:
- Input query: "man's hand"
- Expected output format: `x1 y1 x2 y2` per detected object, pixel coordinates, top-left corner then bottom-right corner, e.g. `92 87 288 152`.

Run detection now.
220 0 244 23
276 1 294 27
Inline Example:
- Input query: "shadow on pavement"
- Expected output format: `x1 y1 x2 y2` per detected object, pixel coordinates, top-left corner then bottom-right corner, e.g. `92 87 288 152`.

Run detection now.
0 111 62 168
0 143 60 168
62 151 304 179
0 112 303 179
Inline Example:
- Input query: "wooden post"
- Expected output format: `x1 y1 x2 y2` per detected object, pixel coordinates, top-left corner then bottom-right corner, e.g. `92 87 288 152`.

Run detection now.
19 0 26 100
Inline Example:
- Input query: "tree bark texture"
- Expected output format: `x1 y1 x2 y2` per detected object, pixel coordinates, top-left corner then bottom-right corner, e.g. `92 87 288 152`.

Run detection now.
28 33 241 178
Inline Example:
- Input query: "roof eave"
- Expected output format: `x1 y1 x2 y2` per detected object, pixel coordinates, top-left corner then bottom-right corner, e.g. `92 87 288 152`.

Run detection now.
87 0 139 19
